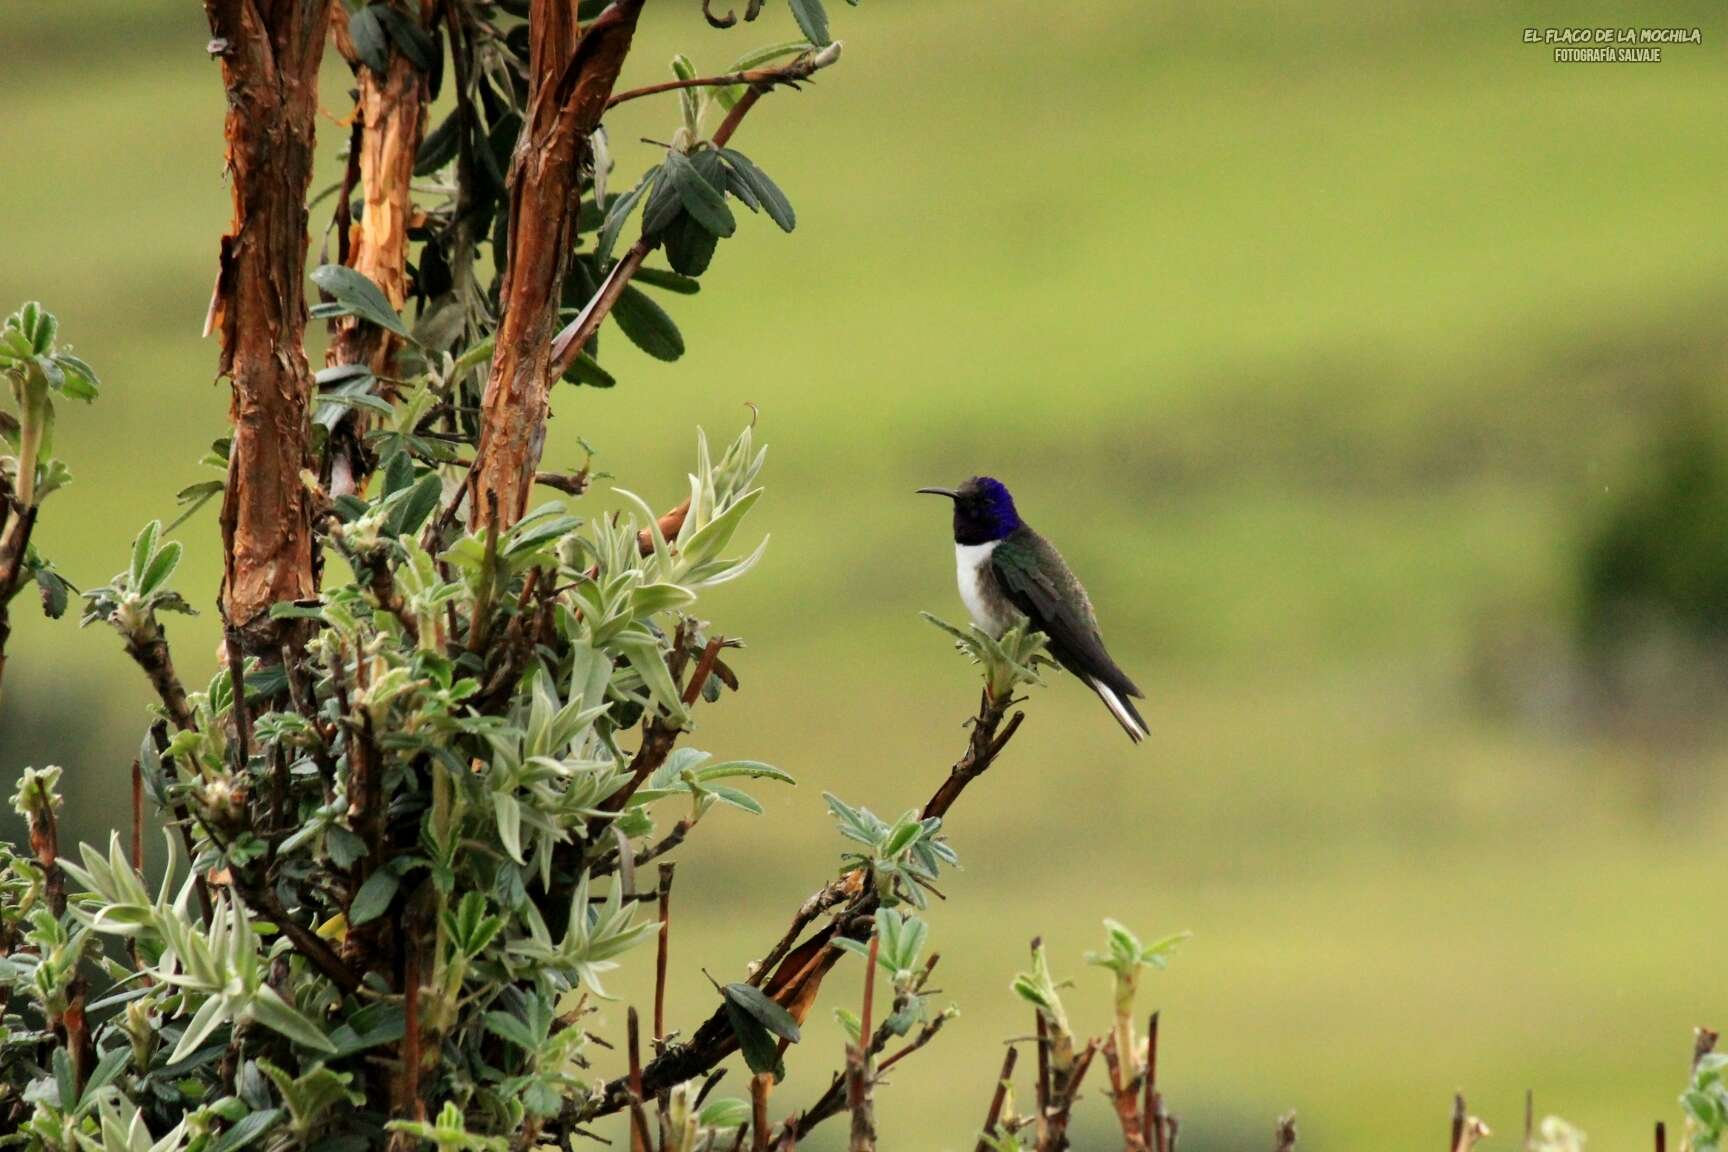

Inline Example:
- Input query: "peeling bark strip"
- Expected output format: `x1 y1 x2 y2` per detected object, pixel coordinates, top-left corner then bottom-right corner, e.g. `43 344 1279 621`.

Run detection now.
327 2 435 497
205 0 335 640
466 0 646 530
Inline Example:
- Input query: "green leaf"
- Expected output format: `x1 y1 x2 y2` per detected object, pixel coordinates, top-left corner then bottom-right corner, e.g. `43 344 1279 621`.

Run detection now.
385 471 443 537
723 982 801 1042
714 40 813 111
787 0 831 46
348 869 399 926
168 479 225 532
415 110 461 176
632 266 703 296
662 150 736 238
494 791 524 863
348 5 391 73
611 286 684 362
664 211 719 277
51 1047 75 1112
561 352 617 389
630 582 697 618
139 539 182 598
212 1109 282 1152
718 149 795 232
722 998 785 1080
377 5 437 72
327 1003 406 1057
130 520 160 588
697 760 794 786
483 1010 538 1051
681 487 762 567
705 784 764 815
597 176 650 264
249 985 337 1054
310 265 413 340
33 563 69 619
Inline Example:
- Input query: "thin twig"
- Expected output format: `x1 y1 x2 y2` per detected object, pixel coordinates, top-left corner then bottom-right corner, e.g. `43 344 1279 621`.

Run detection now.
225 629 251 767
606 46 840 109
846 933 880 1152
628 1007 648 1152
751 1074 773 1152
130 758 144 873
655 863 675 1048
581 685 1029 1120
974 1046 1019 1152
233 874 362 995
1141 1011 1159 1148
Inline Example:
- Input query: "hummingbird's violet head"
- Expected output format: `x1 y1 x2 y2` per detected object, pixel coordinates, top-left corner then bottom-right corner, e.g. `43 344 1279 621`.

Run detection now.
919 475 1021 544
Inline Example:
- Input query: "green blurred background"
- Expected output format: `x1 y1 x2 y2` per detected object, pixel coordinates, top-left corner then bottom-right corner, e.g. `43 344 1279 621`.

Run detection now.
4 1 1727 1146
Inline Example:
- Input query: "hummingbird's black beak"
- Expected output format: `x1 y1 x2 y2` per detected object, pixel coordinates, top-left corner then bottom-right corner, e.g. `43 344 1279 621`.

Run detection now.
916 487 957 499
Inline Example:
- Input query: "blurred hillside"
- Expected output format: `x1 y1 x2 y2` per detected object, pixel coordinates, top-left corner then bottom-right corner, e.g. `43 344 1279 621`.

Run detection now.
3 1 1727 1147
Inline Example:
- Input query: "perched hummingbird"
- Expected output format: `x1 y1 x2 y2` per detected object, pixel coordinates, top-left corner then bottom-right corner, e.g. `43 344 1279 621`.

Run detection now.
918 476 1148 743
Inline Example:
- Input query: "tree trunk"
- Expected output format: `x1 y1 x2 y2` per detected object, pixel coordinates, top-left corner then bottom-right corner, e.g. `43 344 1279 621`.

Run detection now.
326 3 434 498
205 0 334 645
466 0 645 530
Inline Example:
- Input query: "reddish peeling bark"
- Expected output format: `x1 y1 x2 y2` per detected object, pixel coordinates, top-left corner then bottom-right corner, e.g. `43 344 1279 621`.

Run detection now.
327 3 434 497
466 0 646 530
205 0 335 644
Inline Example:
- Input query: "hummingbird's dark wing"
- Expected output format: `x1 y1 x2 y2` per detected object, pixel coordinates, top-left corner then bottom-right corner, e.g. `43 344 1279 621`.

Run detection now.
991 528 1148 742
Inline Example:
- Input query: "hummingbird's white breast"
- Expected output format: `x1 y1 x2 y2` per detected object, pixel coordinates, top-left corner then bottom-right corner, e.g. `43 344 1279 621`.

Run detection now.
954 542 1012 636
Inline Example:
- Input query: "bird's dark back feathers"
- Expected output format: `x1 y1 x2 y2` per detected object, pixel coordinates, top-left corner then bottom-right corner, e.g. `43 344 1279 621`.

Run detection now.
990 524 1142 700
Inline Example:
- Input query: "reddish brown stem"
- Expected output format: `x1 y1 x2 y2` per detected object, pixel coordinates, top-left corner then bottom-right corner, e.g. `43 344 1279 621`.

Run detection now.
655 863 675 1046
204 0 332 645
751 1074 773 1152
467 0 646 529
324 2 434 498
628 1006 648 1152
130 758 144 873
974 1046 1019 1152
1141 1011 1160 1148
846 933 880 1152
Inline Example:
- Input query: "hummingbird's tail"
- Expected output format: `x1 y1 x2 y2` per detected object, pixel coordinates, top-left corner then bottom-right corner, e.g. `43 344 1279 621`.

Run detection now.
1087 676 1148 744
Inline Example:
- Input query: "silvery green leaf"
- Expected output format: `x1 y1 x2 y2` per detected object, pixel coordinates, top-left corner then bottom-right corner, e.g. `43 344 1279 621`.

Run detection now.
139 539 181 598
248 985 337 1054
494 791 524 863
130 520 160 589
170 994 230 1063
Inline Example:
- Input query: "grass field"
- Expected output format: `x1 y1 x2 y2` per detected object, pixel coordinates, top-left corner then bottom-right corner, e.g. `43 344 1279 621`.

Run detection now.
3 1 1727 1146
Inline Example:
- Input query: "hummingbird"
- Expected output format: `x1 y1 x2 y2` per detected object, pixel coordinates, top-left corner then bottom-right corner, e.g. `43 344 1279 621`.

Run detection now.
918 476 1148 742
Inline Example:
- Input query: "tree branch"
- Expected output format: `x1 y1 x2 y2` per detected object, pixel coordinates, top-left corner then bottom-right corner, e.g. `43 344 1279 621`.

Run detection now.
606 46 842 109
204 0 334 648
466 0 647 529
544 44 843 402
323 0 436 499
579 683 1027 1121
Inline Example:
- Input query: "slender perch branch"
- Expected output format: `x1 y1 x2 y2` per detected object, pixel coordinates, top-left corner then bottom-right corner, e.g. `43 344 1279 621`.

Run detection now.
580 683 1027 1120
